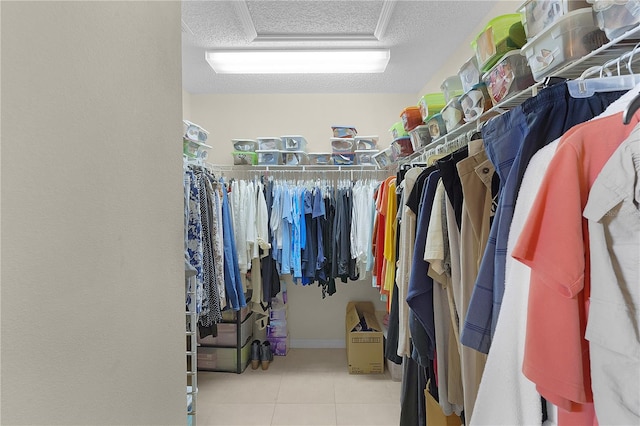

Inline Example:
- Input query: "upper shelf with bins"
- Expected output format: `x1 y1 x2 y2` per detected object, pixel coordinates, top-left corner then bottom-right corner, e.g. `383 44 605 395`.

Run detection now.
396 24 640 167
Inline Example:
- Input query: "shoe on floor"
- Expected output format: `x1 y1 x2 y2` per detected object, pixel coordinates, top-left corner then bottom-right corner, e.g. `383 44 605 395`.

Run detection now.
260 341 273 370
250 339 261 370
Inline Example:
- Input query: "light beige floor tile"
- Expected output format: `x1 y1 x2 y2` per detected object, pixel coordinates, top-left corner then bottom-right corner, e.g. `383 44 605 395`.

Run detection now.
197 403 275 425
198 371 282 404
335 403 401 426
334 379 401 404
277 374 336 403
271 403 337 425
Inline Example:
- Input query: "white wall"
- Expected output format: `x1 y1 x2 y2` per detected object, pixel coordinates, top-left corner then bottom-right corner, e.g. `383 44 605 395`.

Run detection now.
189 93 418 162
1 2 185 425
418 0 522 96
183 89 193 121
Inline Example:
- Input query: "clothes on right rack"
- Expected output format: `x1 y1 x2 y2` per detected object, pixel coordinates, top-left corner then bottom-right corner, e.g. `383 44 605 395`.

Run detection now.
387 81 640 426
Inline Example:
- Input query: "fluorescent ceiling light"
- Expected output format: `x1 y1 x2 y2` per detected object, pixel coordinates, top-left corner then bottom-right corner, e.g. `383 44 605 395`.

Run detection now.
205 49 390 74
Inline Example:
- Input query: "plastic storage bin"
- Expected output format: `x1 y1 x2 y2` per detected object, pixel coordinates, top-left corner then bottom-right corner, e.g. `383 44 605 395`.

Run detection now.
373 148 394 168
183 120 209 143
522 8 606 82
418 93 447 121
389 121 409 139
401 106 423 132
308 153 333 165
473 14 527 72
232 151 258 165
183 138 208 159
426 114 448 140
441 97 465 132
256 137 283 150
441 75 464 103
256 150 283 165
355 150 379 165
198 312 254 347
392 136 414 158
232 139 258 152
409 125 431 152
281 135 307 151
459 83 493 122
331 138 355 153
458 56 482 93
520 0 592 39
197 339 252 372
355 136 379 150
332 153 355 165
589 0 640 40
482 50 535 105
332 126 357 138
282 151 308 166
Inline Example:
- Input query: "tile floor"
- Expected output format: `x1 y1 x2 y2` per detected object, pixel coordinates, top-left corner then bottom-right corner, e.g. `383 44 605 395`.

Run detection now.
194 348 402 426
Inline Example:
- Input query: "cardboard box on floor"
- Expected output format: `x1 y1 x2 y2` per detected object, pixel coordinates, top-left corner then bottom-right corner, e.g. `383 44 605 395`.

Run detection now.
345 301 384 374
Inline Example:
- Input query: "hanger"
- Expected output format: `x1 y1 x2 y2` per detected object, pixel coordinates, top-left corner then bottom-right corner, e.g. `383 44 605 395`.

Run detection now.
568 44 640 98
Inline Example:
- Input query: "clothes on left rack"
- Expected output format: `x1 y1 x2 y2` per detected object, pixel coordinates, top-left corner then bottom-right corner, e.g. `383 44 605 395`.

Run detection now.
184 165 247 336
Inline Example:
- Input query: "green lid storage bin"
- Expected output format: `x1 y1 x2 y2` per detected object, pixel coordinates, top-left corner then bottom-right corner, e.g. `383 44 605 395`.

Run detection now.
472 14 527 72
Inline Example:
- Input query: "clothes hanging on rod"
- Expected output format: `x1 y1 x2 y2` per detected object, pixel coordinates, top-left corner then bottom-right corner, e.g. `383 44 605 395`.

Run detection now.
382 77 640 426
218 169 387 300
184 162 248 339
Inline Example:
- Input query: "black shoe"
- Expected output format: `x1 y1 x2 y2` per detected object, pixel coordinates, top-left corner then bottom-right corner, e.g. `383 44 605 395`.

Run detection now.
260 341 273 370
250 340 261 370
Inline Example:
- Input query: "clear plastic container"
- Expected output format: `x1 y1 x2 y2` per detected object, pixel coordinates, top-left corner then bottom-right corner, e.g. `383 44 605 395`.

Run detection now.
183 120 209 143
256 150 283 165
373 147 394 168
232 139 258 152
473 14 527 71
308 153 333 165
232 151 258 165
354 136 379 150
458 56 482 93
282 151 308 166
426 114 448 140
392 136 414 158
280 135 308 151
589 0 640 40
332 153 355 166
401 106 423 132
441 97 465 133
460 83 493 122
418 93 446 121
520 0 592 39
355 150 379 166
183 138 208 159
331 126 357 138
408 125 431 152
482 50 535 106
256 137 283 150
440 75 464 103
521 8 606 81
331 138 355 153
389 121 409 139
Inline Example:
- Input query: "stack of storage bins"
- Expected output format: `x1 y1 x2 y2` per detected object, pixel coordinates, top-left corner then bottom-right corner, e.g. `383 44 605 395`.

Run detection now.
418 92 447 141
183 120 210 159
267 292 289 356
197 306 254 372
330 125 357 165
519 1 607 82
256 137 283 166
354 135 379 165
281 135 309 166
467 14 529 117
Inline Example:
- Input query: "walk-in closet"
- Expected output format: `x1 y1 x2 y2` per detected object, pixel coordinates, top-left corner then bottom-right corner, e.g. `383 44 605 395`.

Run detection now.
3 1 640 426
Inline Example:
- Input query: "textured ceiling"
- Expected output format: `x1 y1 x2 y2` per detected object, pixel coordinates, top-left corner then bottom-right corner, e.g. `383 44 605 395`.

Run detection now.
182 0 500 94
